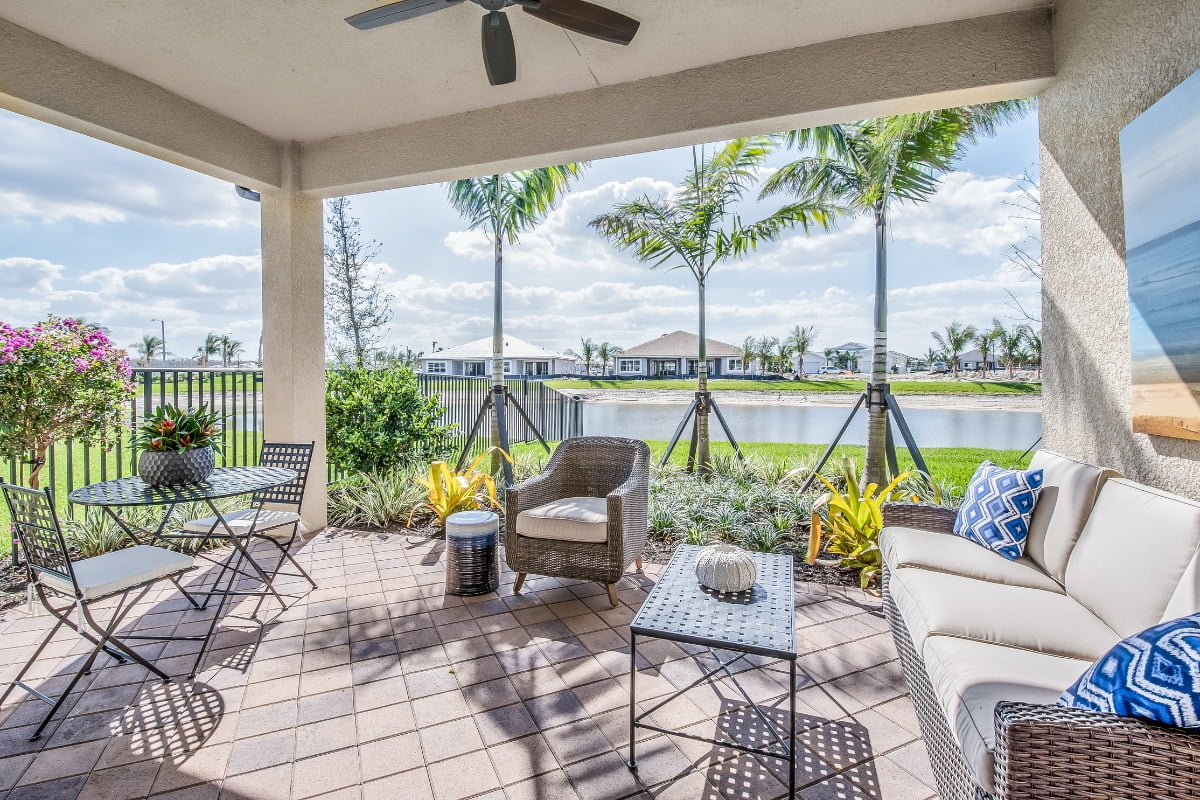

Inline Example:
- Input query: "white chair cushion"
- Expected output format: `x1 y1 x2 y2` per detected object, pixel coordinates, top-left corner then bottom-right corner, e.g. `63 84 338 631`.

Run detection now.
889 567 1120 661
182 508 300 535
922 634 1094 794
880 526 1064 593
1024 450 1120 583
516 497 608 543
39 545 194 601
1066 479 1200 637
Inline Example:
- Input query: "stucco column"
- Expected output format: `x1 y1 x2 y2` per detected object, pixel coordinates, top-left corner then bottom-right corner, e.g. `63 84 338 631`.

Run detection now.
261 144 327 531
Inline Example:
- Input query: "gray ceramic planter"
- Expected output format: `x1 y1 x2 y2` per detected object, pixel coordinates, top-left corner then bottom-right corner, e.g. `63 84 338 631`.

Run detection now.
138 446 215 486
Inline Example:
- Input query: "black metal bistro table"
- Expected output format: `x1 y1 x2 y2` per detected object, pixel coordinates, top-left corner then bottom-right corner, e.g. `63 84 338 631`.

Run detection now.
627 544 799 797
68 466 297 676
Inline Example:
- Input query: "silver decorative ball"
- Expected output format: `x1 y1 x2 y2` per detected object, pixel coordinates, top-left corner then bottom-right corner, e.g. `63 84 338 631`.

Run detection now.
694 544 757 593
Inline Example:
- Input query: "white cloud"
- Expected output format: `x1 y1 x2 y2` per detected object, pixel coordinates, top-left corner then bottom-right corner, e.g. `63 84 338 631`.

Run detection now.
0 257 64 292
0 111 257 228
891 171 1030 256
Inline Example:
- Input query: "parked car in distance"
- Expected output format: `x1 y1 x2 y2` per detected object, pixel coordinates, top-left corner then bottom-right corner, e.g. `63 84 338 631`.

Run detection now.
929 361 949 374
818 366 847 375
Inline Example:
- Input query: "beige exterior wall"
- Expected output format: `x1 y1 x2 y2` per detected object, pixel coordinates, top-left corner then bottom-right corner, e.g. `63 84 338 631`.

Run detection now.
1040 0 1200 496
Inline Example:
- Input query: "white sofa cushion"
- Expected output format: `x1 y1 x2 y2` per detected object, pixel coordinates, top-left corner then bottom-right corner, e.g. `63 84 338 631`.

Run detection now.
1066 479 1200 637
1024 450 1120 583
890 567 1120 661
39 545 194 601
880 526 1064 593
516 497 608 543
922 635 1094 795
182 507 300 535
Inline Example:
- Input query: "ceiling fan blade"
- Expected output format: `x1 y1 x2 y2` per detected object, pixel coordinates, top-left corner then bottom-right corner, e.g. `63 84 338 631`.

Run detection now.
522 0 639 45
346 0 464 30
481 12 517 86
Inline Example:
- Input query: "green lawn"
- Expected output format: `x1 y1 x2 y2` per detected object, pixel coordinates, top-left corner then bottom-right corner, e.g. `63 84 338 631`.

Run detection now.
545 378 1040 395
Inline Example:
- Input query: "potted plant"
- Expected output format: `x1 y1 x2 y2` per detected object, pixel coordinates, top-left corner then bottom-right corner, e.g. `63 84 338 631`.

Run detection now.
133 405 224 486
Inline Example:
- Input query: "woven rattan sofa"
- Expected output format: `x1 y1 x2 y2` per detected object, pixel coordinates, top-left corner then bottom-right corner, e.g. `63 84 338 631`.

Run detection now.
505 436 649 607
881 450 1200 800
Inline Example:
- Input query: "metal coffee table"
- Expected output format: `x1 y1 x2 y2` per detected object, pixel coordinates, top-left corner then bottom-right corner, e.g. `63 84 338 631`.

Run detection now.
627 544 798 796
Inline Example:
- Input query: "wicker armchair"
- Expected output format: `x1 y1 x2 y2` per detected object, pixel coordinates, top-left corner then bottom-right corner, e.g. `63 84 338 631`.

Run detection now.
505 436 649 607
880 501 1200 800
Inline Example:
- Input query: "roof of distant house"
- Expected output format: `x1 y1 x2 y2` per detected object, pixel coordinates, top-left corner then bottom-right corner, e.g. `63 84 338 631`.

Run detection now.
620 331 740 358
424 335 574 361
831 341 869 352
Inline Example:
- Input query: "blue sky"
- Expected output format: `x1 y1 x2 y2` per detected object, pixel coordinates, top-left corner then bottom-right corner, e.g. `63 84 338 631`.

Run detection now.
0 107 1040 362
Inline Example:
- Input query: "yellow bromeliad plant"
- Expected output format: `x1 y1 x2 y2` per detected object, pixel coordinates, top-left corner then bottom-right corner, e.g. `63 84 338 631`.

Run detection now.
410 447 511 527
804 457 918 589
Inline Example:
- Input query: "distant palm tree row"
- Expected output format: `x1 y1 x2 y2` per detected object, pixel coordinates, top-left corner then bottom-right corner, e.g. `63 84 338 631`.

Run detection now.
194 332 244 367
930 320 1042 378
740 324 819 375
568 338 623 375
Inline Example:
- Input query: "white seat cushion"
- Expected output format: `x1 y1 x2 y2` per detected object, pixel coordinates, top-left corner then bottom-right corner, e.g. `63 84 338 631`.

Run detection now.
1024 450 1120 583
1066 479 1200 637
39 545 194 601
889 567 1120 661
881 526 1064 593
922 635 1094 794
516 497 608 543
182 508 301 535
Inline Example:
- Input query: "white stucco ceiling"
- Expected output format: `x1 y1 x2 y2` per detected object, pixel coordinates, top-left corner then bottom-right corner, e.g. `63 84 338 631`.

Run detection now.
0 0 1048 143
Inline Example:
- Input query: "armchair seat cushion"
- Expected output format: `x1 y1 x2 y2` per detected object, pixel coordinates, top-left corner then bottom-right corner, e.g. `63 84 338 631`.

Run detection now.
39 545 194 601
881 526 1065 593
516 497 608 543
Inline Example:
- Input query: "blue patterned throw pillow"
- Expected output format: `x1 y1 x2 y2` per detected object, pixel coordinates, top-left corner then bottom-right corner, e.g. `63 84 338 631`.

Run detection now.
952 461 1043 560
1059 613 1200 728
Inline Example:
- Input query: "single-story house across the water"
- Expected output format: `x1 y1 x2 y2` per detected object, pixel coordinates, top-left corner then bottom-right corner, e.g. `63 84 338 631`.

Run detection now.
615 331 742 378
825 342 914 374
420 335 577 377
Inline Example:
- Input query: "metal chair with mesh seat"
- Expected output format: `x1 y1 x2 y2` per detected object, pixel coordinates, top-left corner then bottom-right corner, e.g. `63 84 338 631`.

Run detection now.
0 484 195 741
179 441 317 597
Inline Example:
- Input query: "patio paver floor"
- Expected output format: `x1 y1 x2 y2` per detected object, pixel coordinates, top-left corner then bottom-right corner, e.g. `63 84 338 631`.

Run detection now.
0 529 937 799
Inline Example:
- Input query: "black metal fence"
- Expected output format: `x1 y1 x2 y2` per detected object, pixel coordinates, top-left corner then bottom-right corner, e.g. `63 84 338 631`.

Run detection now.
3 368 582 522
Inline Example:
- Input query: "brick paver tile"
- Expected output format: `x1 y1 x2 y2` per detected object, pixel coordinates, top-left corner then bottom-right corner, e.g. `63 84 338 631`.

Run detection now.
486 734 559 786
226 729 296 776
17 738 107 786
75 758 160 800
542 719 612 766
220 763 291 800
362 766 433 800
426 750 499 800
417 716 484 763
292 747 361 799
355 701 415 742
295 714 358 760
473 702 539 746
503 768 581 800
411 689 470 727
150 742 233 795
359 732 423 782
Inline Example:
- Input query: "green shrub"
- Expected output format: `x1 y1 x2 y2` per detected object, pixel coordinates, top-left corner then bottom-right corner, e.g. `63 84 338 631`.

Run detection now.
326 366 452 473
328 467 426 528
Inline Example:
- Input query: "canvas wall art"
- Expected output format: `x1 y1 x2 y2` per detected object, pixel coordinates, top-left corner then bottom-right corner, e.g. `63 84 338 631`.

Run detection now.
1122 68 1200 441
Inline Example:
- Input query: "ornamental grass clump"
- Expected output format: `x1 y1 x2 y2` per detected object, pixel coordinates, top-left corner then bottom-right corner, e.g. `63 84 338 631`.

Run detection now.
0 316 134 489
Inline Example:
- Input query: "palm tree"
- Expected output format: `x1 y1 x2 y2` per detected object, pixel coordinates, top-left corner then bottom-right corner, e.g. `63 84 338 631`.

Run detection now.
447 164 587 469
974 321 1002 378
756 336 779 376
786 324 817 376
932 322 978 379
572 337 597 376
994 320 1025 378
922 347 943 371
823 347 837 369
131 334 163 366
1020 325 1042 378
591 138 833 472
761 101 1029 484
740 337 757 377
225 338 245 367
195 332 221 366
597 343 624 376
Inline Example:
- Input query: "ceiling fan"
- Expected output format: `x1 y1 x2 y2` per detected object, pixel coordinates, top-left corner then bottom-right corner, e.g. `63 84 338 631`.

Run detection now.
345 0 640 86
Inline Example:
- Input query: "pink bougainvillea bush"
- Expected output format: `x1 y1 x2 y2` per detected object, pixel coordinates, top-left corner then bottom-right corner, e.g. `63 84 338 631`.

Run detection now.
0 316 134 488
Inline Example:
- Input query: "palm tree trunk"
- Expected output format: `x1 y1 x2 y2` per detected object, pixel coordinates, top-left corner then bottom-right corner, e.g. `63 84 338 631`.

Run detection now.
491 234 504 473
864 207 889 486
695 278 710 473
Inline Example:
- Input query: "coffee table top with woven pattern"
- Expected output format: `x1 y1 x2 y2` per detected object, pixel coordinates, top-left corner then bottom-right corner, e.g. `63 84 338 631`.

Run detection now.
630 544 796 660
68 466 297 508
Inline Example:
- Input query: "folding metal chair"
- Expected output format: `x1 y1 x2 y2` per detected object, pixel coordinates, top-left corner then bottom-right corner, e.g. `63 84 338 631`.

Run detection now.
0 484 195 740
179 441 317 600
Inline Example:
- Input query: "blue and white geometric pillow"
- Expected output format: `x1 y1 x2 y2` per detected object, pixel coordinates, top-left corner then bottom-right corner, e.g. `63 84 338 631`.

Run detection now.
952 461 1044 561
1059 613 1200 728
